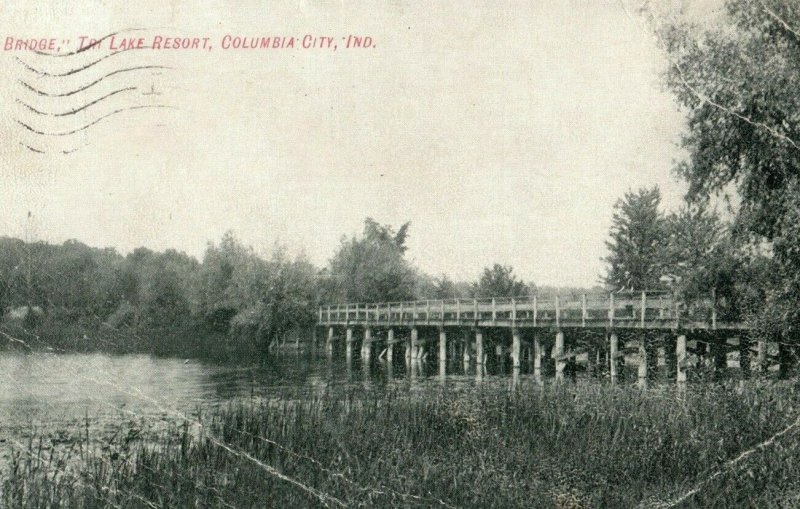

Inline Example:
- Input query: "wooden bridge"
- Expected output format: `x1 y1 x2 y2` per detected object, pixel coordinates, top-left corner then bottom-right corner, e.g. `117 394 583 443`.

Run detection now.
318 291 741 331
316 291 767 385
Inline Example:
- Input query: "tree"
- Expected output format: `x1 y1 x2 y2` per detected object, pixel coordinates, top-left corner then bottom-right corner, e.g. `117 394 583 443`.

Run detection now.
0 237 26 313
662 204 742 320
603 187 667 291
326 218 416 303
226 245 319 351
651 0 800 340
134 249 198 328
194 231 251 330
472 264 529 298
431 274 458 299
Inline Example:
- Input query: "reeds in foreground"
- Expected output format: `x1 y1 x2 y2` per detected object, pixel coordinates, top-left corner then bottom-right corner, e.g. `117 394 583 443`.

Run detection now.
2 381 800 508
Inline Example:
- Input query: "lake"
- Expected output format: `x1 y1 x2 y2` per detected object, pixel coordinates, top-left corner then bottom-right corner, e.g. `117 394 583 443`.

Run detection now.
0 346 782 507
0 347 538 446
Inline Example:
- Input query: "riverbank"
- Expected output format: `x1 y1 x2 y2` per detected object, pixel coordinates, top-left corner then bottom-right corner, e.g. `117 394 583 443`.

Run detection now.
2 381 799 507
0 314 267 361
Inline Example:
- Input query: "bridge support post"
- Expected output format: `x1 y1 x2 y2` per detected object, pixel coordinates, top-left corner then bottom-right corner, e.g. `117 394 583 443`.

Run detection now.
512 328 521 369
410 327 419 361
756 340 767 373
475 329 485 365
362 328 372 361
439 328 447 378
345 327 354 362
638 339 648 389
739 335 751 378
555 331 565 382
609 333 619 383
326 327 334 357
439 328 447 364
677 334 687 384
533 334 542 383
386 328 394 364
462 329 471 369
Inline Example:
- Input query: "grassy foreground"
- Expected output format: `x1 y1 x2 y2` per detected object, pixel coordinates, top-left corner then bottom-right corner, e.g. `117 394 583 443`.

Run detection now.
2 381 800 508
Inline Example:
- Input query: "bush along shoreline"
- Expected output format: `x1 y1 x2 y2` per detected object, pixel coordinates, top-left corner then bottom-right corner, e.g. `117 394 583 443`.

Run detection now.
0 312 280 361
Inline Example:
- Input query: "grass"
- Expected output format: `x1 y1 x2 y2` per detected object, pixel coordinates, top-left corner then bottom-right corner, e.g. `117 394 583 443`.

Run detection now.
2 381 800 508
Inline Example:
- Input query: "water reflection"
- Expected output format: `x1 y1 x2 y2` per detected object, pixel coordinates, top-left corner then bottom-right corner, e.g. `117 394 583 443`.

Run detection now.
0 346 689 442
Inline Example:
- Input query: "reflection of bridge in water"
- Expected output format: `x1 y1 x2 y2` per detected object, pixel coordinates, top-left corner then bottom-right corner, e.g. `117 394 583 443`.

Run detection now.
316 292 772 386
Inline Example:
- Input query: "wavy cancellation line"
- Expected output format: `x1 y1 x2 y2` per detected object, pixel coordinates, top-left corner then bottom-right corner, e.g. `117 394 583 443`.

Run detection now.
19 141 82 155
15 47 155 78
16 87 137 116
16 104 174 136
18 66 172 97
19 143 80 155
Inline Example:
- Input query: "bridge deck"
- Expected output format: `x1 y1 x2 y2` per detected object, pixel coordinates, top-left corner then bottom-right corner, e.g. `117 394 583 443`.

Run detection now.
318 292 746 331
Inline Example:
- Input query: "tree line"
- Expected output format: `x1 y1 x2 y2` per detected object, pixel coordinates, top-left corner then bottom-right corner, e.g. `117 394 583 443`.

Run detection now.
0 219 549 355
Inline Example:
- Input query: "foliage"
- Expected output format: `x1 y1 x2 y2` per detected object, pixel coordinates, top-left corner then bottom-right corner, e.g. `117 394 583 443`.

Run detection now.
0 233 319 356
662 204 743 319
226 247 318 351
603 186 667 291
325 218 416 303
651 0 800 340
414 273 474 300
472 264 530 298
194 230 250 330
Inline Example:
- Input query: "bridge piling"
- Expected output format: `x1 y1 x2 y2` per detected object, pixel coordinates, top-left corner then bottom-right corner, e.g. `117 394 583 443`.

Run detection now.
410 327 419 361
362 327 372 361
756 340 767 373
326 327 334 357
609 333 619 383
555 331 565 382
677 334 687 383
462 329 471 369
439 328 447 365
533 334 542 382
476 329 485 365
512 328 521 369
495 344 504 370
345 327 354 362
387 328 394 364
637 341 648 389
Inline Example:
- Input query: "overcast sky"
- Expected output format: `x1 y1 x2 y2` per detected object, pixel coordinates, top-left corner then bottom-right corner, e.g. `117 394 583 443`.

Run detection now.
0 0 714 287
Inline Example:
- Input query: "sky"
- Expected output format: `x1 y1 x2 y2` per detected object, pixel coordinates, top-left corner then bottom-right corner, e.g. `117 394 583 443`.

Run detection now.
0 0 716 287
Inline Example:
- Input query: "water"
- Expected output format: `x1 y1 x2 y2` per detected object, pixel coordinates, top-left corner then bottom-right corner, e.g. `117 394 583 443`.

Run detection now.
0 348 529 444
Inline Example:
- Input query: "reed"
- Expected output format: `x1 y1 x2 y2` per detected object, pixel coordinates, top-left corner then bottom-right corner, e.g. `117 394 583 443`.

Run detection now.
2 381 800 507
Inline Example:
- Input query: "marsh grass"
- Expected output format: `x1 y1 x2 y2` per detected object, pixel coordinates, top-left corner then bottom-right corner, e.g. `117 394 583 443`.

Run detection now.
3 381 800 508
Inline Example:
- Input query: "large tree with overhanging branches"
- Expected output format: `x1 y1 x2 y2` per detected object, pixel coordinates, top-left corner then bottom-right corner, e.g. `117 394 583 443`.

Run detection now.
648 0 800 340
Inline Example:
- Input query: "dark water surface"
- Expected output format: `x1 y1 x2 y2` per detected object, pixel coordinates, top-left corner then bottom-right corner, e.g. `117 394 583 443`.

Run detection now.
0 347 532 444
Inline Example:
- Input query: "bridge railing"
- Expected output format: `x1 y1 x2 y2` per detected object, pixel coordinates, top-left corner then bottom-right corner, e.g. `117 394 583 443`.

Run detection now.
318 291 722 329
